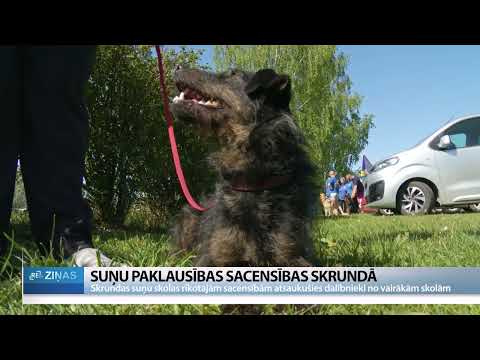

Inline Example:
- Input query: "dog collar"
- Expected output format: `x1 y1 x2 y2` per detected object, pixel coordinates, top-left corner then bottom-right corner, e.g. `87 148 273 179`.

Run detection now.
228 174 293 192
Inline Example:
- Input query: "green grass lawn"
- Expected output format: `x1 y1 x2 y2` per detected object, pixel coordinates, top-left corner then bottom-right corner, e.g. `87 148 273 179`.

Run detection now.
1 211 480 315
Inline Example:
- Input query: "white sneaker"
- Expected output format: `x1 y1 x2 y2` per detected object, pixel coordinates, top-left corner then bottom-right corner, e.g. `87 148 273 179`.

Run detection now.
72 248 113 267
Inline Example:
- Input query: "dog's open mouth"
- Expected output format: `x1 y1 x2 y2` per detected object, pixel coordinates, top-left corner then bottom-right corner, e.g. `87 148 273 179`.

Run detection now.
173 83 222 109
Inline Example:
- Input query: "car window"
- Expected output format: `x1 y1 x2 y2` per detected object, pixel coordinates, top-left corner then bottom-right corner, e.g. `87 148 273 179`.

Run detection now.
445 117 480 148
450 133 467 148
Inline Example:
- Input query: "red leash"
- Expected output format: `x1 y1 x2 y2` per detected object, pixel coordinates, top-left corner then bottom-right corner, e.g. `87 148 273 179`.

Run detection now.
154 45 210 212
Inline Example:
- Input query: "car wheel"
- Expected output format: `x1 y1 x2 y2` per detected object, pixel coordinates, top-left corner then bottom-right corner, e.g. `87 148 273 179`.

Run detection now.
465 203 480 213
397 181 435 215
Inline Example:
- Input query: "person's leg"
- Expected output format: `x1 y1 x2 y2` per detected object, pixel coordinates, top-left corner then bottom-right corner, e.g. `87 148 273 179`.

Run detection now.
345 197 351 215
21 46 103 261
339 199 345 215
0 47 22 256
358 196 365 213
351 197 359 214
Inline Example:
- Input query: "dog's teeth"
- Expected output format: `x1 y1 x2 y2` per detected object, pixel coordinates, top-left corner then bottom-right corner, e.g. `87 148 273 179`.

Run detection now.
179 92 185 100
205 100 213 106
199 100 206 105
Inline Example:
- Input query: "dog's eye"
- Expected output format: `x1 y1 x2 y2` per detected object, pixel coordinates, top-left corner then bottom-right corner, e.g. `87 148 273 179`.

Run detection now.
229 69 238 76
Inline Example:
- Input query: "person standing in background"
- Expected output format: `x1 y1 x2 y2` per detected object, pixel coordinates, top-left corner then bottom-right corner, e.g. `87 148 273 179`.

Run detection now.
0 46 111 266
347 173 365 214
325 170 339 211
338 176 351 215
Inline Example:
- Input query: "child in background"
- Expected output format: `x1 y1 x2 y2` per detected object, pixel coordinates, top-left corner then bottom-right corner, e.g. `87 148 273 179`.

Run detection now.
338 177 350 216
325 170 338 198
325 170 339 213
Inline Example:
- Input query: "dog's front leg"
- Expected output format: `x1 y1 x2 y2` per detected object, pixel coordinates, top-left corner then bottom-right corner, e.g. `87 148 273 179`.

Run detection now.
173 206 201 251
289 256 313 267
270 232 314 267
195 253 214 267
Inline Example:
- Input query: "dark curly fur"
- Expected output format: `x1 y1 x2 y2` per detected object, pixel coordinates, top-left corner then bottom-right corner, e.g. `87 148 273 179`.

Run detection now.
170 67 319 267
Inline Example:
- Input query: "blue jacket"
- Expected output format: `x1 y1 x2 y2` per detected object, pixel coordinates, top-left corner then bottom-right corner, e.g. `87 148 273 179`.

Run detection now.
325 176 338 196
338 184 349 201
345 181 353 196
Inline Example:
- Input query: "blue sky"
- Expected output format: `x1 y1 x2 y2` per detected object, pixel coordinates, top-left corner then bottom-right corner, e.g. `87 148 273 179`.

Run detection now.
171 45 480 165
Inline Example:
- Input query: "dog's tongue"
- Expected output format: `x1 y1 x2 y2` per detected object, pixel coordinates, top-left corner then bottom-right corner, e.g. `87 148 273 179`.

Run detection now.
184 88 193 98
184 87 203 101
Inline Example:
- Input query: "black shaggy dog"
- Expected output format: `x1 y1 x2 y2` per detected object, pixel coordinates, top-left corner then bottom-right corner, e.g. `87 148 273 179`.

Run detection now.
171 67 319 267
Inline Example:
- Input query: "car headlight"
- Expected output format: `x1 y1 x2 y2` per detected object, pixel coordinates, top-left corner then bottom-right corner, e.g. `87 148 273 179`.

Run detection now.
371 157 399 173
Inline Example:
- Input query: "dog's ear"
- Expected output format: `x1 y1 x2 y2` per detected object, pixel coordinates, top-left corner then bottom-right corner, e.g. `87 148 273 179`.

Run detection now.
245 69 291 110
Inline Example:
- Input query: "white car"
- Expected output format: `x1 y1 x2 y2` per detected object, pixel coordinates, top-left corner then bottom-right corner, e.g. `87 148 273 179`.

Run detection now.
365 114 480 215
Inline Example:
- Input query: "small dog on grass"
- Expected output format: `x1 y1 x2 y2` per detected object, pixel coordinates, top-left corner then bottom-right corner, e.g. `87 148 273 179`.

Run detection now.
170 67 319 267
320 193 351 217
320 193 335 217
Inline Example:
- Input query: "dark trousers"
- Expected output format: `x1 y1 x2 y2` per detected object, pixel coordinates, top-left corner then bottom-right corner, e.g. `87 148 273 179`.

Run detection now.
351 197 359 214
0 46 97 257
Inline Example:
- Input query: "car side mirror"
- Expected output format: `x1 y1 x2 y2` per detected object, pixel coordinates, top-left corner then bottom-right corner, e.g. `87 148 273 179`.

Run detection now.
438 135 453 150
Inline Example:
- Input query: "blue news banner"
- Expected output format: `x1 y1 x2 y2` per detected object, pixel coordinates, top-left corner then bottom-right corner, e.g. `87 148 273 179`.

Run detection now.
22 267 480 304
